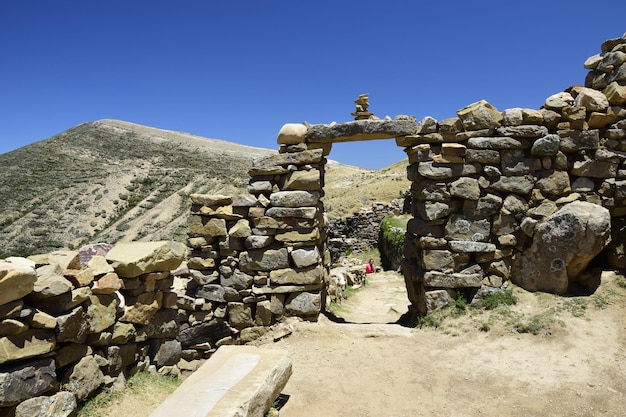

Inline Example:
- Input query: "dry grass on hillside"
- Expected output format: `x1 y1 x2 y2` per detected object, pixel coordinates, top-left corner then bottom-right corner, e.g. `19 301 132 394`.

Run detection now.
323 160 410 219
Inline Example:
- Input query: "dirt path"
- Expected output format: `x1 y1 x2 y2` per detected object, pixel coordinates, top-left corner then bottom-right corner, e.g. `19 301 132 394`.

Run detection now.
266 271 626 417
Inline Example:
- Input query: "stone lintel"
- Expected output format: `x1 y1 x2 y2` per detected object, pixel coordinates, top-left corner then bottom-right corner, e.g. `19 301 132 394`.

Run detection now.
149 345 292 417
305 119 417 143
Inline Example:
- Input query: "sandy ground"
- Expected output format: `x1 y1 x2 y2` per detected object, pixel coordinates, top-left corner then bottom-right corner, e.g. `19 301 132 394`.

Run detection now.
265 270 626 417
104 270 626 417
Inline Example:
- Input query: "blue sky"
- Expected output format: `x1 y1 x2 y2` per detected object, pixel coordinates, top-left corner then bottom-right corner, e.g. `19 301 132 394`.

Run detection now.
1 1 624 170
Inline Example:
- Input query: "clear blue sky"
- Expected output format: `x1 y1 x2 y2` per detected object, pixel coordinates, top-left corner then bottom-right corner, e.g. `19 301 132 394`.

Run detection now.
1 1 624 170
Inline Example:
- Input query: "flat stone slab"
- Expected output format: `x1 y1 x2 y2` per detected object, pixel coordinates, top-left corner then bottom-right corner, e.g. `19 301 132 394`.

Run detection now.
305 119 417 143
150 345 292 417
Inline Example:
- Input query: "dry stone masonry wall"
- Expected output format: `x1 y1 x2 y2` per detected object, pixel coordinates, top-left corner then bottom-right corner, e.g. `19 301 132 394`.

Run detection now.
0 241 185 415
1 32 625 415
399 33 626 315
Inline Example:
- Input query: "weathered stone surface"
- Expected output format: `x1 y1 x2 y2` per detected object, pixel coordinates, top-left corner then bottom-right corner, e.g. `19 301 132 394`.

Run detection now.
228 219 252 238
0 260 36 305
0 319 27 336
467 137 530 150
415 201 454 221
63 355 105 402
178 320 232 347
245 235 275 249
228 302 254 328
0 329 56 366
496 125 548 138
558 129 600 152
264 207 317 219
425 290 454 313
269 266 323 285
105 344 137 374
277 123 307 144
253 149 323 168
531 134 561 156
190 194 233 206
86 295 117 333
406 217 444 238
15 391 77 417
448 241 496 253
120 291 162 325
511 201 611 294
188 216 228 237
0 358 56 407
604 82 626 105
220 266 254 290
449 177 480 200
106 241 186 278
290 247 320 268
254 301 272 326
30 310 56 329
63 268 94 287
306 119 417 142
573 86 610 111
571 160 618 178
414 162 464 180
57 306 88 343
412 179 451 202
30 266 73 300
489 175 535 194
422 250 455 272
465 149 500 164
240 247 289 272
285 292 320 316
424 271 483 288
282 170 321 191
197 284 226 302
91 272 122 294
457 100 503 130
470 194 503 217
150 339 182 367
536 171 571 196
270 191 320 207
150 345 292 417
445 215 490 242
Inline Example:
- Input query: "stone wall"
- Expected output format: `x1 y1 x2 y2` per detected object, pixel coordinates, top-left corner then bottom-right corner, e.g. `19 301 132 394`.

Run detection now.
0 241 185 415
399 33 626 315
182 138 332 347
327 200 404 264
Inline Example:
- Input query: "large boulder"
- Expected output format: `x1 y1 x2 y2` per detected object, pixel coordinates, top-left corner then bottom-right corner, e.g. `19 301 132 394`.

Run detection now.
511 201 611 294
105 241 186 278
0 259 37 305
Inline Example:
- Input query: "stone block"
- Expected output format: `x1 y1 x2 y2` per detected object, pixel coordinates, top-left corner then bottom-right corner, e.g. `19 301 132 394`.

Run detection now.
277 123 307 144
106 241 186 278
149 345 292 417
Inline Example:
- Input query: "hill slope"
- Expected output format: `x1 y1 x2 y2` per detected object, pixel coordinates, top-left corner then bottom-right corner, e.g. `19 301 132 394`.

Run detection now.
0 120 274 257
0 120 410 257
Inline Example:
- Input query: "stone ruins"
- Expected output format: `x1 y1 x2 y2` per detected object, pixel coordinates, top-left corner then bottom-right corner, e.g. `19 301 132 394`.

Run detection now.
0 32 625 415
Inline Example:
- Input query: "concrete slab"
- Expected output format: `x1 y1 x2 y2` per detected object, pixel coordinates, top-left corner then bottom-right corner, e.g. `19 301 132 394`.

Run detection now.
149 345 292 417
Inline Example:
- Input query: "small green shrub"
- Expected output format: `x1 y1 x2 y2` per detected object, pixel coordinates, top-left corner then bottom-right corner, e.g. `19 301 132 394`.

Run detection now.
483 289 518 310
418 314 441 328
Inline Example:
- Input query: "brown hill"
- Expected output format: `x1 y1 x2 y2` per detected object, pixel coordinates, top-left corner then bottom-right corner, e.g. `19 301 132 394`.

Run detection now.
0 120 410 258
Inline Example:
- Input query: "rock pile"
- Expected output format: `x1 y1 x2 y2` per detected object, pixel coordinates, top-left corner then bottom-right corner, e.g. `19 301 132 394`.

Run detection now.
0 241 185 415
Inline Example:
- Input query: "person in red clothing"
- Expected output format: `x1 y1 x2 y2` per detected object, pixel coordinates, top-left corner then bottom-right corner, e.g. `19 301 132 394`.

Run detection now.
365 258 375 274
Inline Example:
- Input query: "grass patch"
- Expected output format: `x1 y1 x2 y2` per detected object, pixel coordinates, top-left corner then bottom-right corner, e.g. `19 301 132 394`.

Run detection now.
483 289 518 310
77 371 181 417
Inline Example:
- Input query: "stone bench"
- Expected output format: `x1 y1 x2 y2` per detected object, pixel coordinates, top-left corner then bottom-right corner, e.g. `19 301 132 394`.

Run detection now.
149 345 292 417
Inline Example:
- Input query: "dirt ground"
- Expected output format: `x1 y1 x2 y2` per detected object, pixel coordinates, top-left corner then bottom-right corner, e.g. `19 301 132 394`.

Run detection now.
264 270 626 417
105 269 626 417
